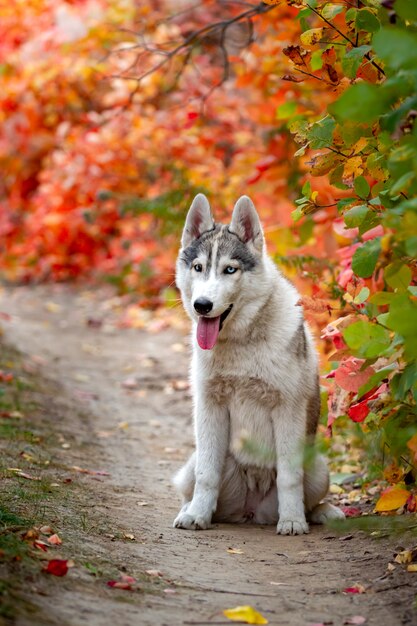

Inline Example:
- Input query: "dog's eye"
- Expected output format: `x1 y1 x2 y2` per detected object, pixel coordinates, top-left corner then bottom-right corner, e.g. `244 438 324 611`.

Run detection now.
224 266 238 275
194 264 203 272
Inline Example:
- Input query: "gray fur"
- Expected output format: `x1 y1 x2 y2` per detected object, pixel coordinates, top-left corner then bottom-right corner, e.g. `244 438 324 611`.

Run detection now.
180 224 257 273
173 193 345 534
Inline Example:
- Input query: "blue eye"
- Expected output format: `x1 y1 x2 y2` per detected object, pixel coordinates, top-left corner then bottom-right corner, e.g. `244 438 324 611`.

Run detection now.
224 266 237 275
194 264 203 272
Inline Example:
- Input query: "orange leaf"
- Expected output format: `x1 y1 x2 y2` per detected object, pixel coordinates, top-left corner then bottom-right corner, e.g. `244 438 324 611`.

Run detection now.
374 487 410 512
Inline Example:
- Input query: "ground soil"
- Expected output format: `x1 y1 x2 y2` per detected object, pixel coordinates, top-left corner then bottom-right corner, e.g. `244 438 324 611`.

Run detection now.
0 285 416 626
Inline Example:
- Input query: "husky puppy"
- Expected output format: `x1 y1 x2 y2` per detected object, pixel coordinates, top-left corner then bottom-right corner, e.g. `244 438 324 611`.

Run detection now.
173 194 344 534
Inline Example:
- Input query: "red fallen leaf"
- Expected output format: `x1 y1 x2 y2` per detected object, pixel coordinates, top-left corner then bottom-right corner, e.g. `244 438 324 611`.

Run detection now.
34 540 49 552
406 494 417 513
44 559 69 576
341 506 362 518
343 585 365 594
47 533 62 545
120 574 136 583
107 574 137 590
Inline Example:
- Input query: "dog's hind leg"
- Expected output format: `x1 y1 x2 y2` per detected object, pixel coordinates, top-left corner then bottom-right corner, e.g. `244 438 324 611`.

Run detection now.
304 454 345 523
173 452 196 505
213 455 248 523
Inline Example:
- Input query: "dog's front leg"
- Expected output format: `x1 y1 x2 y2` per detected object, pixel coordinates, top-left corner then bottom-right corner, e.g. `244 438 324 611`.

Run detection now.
174 398 229 530
273 399 309 535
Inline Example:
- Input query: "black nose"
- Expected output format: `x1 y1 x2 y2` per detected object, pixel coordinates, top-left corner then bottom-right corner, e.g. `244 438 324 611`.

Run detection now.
194 297 213 315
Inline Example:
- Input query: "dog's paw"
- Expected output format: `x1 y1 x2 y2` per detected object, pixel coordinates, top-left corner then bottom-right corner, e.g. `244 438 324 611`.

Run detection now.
277 518 309 535
173 512 211 530
309 503 345 524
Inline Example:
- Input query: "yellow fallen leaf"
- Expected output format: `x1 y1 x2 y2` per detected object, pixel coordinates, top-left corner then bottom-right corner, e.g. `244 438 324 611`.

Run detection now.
374 487 410 512
227 547 244 554
407 564 417 572
223 605 268 625
394 548 417 564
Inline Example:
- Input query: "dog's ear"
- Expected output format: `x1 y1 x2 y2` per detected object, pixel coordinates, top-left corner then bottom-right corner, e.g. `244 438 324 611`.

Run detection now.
229 196 264 250
182 194 215 248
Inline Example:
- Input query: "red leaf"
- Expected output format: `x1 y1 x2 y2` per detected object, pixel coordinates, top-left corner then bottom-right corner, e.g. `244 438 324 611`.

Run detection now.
406 494 416 513
44 559 69 576
348 400 369 422
341 506 361 518
107 581 133 590
335 358 374 393
343 585 365 594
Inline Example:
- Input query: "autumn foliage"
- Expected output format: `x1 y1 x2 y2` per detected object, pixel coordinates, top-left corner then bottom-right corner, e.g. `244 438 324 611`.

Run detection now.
0 0 416 495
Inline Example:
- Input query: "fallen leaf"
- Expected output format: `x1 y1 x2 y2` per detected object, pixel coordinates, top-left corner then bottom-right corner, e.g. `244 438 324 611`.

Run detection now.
163 588 176 594
47 534 62 545
44 559 69 576
394 548 417 564
137 501 149 506
120 574 137 583
145 569 163 577
223 605 268 624
22 528 39 540
227 547 244 554
341 506 362 518
39 526 53 535
407 564 417 572
344 617 366 625
107 573 137 590
343 584 365 594
123 533 135 541
387 563 396 572
34 540 49 552
71 466 110 476
375 486 410 512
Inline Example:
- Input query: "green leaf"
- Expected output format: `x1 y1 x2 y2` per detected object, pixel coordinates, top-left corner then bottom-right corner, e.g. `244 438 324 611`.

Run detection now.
389 172 414 196
302 180 311 197
370 292 399 305
342 45 372 79
310 49 324 71
356 8 380 33
373 27 417 71
345 7 357 23
394 0 417 22
351 238 381 278
343 321 391 359
292 206 305 222
385 294 417 338
329 83 392 124
308 117 336 149
276 101 297 120
354 176 370 199
322 3 344 19
384 262 412 291
392 362 417 401
354 286 370 304
344 205 369 228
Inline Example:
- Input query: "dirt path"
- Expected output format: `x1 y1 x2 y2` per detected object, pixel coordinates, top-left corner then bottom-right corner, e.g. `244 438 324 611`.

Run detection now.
1 285 415 626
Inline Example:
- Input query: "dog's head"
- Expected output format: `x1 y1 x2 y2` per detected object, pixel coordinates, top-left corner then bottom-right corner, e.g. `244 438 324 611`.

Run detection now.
176 194 268 350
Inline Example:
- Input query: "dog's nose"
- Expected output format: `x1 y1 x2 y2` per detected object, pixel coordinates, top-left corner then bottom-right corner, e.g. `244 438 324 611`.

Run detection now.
194 297 213 315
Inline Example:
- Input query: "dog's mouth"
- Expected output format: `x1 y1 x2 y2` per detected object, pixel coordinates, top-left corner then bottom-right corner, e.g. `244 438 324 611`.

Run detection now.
196 305 233 351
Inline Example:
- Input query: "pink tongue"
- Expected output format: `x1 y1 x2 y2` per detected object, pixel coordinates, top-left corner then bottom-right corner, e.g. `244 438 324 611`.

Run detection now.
197 316 221 350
